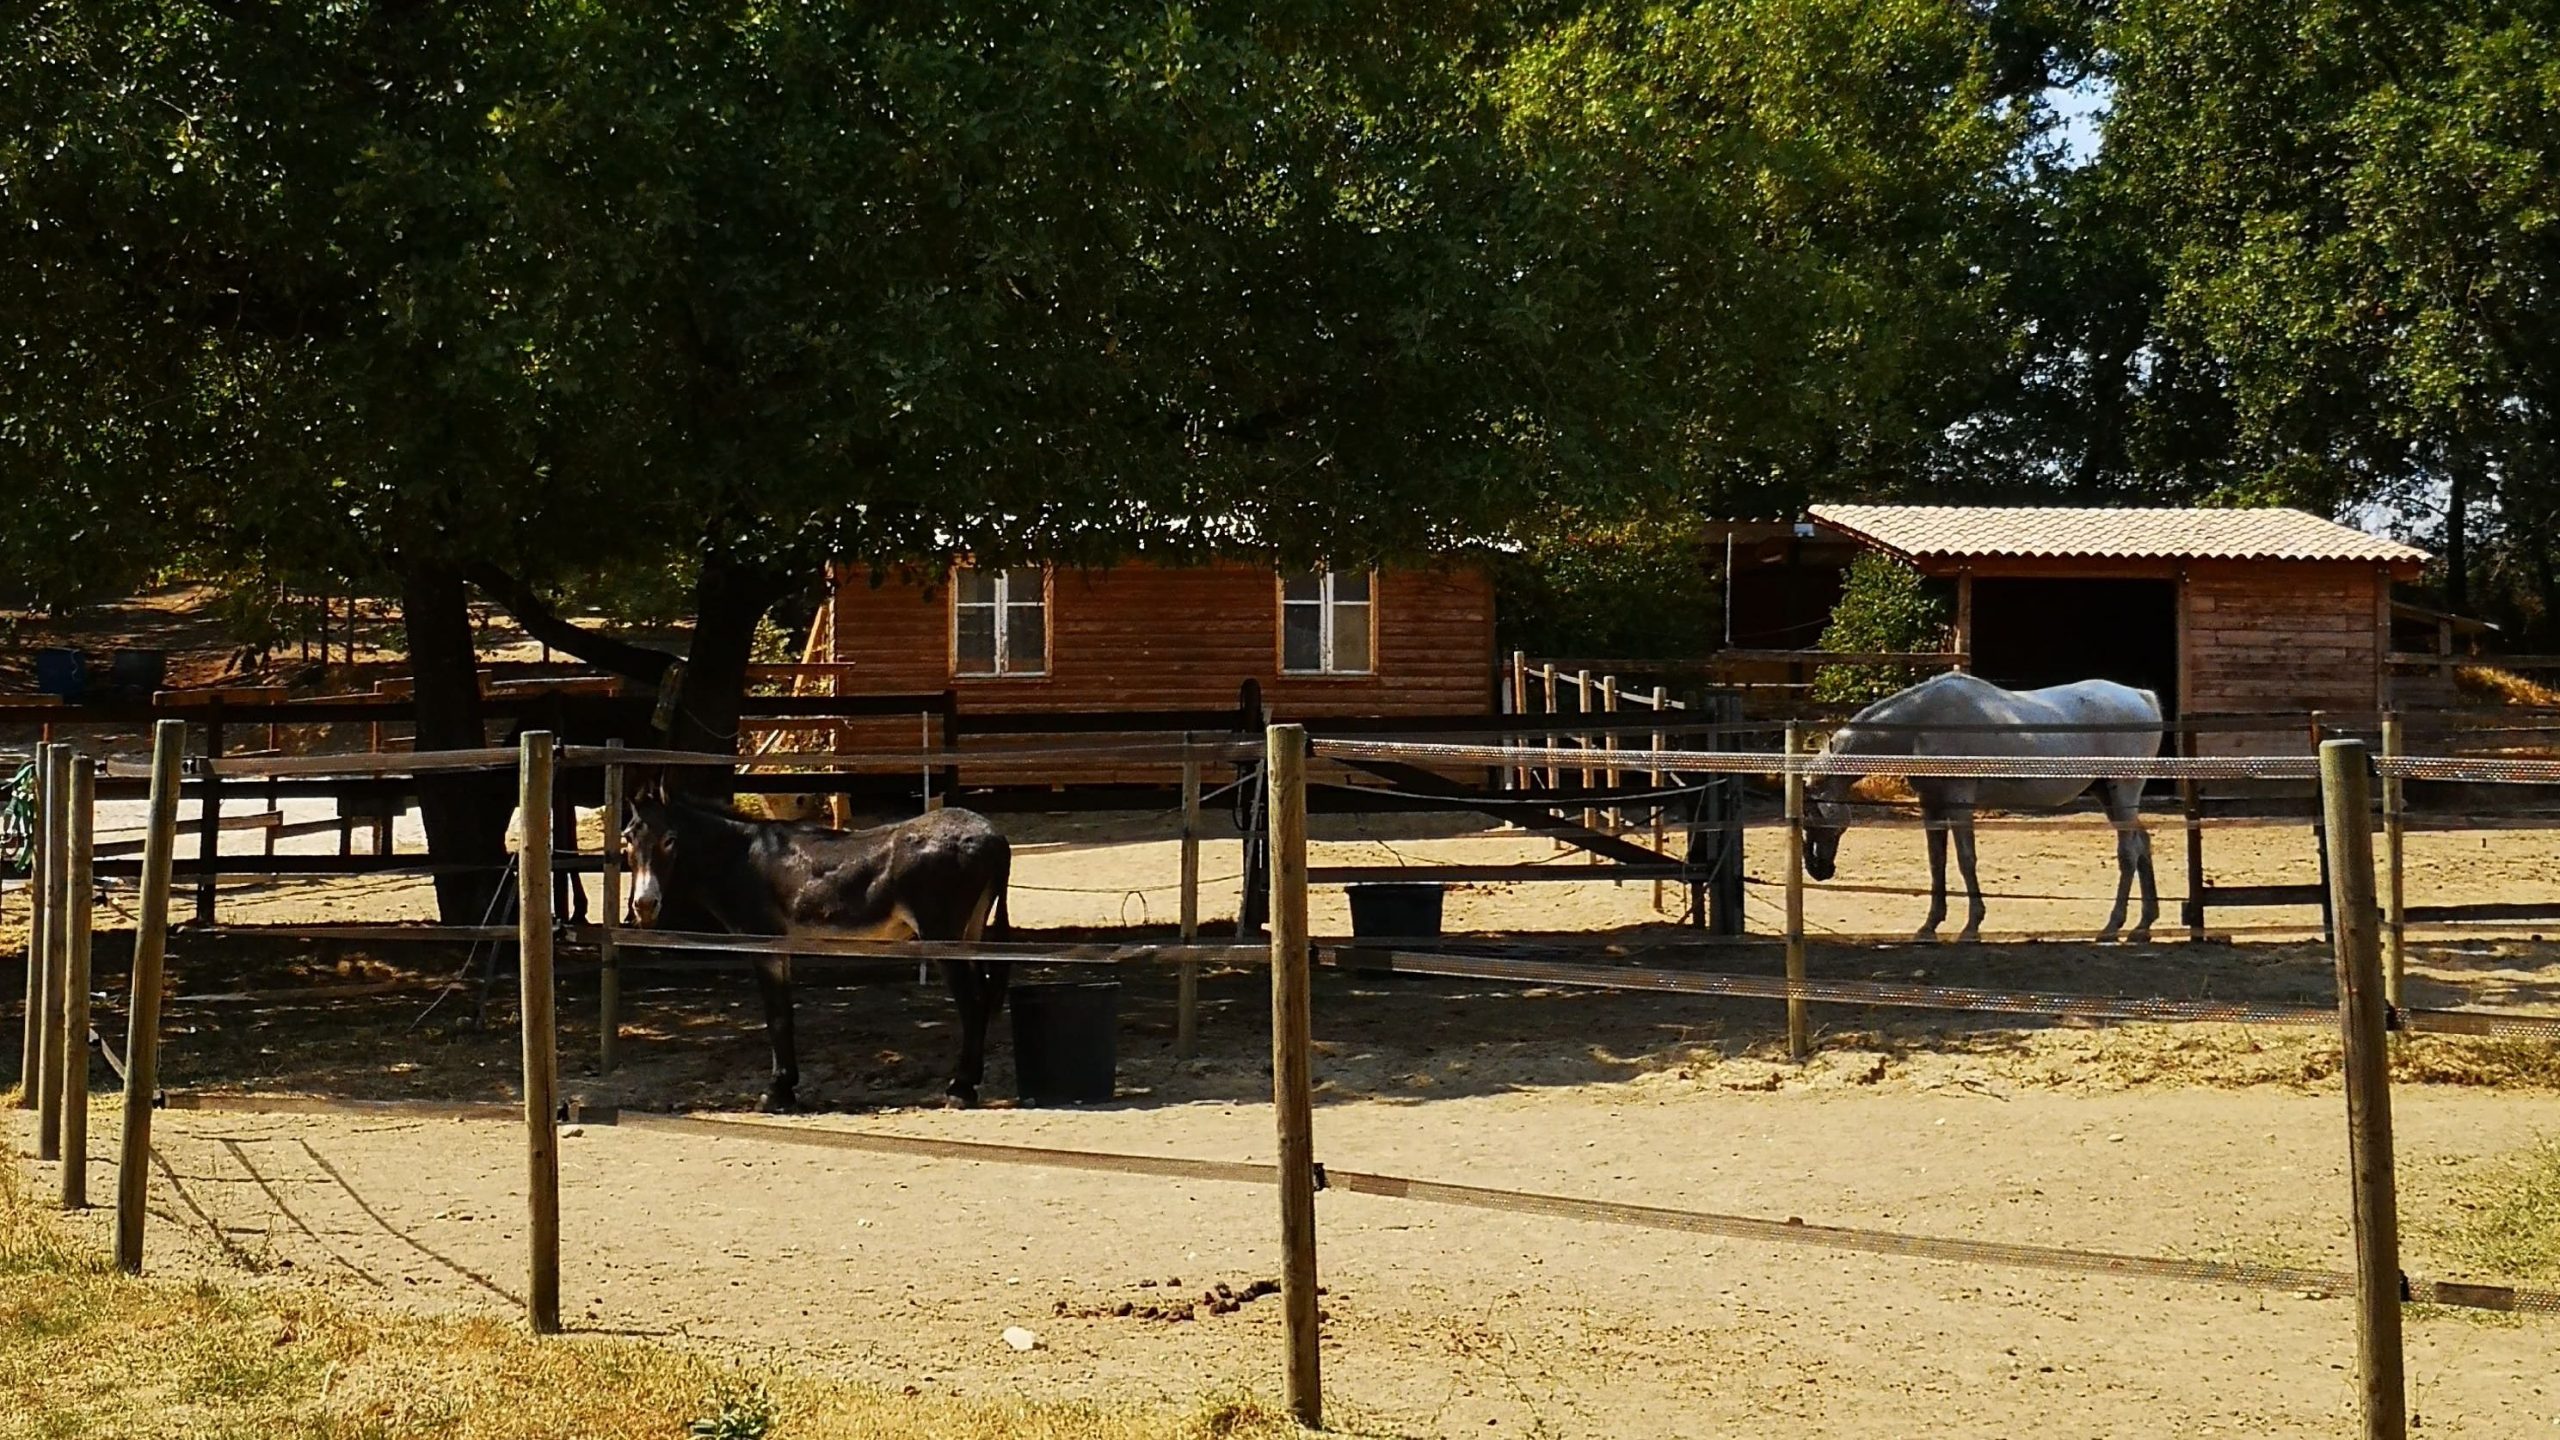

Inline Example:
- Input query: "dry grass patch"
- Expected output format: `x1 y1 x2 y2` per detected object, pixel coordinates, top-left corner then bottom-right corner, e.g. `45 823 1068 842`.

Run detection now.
2420 1136 2560 1285
0 1158 1308 1440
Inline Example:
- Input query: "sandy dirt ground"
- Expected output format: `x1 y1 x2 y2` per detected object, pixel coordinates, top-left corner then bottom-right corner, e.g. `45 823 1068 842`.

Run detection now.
16 1086 2559 1438
11 810 2560 1437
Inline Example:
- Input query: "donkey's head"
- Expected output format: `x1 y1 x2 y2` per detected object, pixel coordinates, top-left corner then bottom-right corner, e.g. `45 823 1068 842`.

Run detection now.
618 771 679 928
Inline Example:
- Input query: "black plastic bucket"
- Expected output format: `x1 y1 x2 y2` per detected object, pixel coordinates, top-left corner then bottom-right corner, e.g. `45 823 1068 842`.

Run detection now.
107 649 166 698
1346 881 1445 940
1008 981 1119 1103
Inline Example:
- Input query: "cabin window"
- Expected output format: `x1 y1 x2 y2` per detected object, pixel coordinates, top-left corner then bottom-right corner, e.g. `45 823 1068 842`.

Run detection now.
953 567 1047 677
1280 570 1373 675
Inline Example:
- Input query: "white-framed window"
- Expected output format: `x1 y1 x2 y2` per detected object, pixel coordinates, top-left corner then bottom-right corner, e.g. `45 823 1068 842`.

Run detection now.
1280 570 1374 674
954 566 1047 677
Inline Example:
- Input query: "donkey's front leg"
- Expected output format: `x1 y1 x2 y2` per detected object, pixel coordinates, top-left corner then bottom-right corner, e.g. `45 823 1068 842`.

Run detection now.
939 959 990 1108
751 954 800 1112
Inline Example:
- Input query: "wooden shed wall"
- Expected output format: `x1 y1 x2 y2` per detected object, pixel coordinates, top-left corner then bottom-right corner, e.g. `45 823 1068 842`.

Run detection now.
820 560 1495 716
781 560 1495 790
2181 560 2387 721
1944 555 2391 755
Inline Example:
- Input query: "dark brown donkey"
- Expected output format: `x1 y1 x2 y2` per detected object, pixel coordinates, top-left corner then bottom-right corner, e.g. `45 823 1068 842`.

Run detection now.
619 786 1014 1110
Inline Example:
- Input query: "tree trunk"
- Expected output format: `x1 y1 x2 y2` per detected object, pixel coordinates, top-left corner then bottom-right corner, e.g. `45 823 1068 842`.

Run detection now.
665 549 785 778
399 564 514 923
2532 526 2560 653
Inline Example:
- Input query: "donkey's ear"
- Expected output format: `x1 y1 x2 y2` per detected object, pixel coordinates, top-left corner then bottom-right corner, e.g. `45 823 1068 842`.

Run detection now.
630 767 667 807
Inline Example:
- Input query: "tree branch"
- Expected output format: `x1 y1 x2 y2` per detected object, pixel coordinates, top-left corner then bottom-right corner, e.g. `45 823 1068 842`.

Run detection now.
466 564 680 684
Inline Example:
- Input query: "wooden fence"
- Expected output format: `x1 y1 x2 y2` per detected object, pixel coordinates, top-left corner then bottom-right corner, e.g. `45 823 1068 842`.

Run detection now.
22 724 2560 1439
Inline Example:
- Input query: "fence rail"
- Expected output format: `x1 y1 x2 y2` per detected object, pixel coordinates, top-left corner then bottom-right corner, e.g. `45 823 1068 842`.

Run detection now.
19 716 2560 1438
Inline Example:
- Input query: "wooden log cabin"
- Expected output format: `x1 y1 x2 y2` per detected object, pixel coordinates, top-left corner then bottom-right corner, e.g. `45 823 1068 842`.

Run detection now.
1804 505 2431 753
773 558 1499 784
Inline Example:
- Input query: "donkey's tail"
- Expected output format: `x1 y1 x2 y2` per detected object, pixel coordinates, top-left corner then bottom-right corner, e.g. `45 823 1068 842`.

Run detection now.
979 844 1015 1017
991 835 1013 940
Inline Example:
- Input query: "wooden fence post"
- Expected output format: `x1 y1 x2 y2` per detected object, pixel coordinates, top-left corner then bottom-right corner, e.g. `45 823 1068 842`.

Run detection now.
19 742 51 1111
2180 726 2208 940
59 749 94 1207
599 739 625 1074
1601 676 1623 863
2379 714 2406 1010
115 720 185 1274
1510 651 1529 792
1177 736 1202 1059
1574 669 1596 850
921 710 943 811
2310 712 2335 945
517 731 562 1334
2318 738 2406 1440
194 710 223 927
1266 722 1321 1429
1650 684 1669 912
35 743 69 1161
1540 662 1559 794
1783 722 1810 1062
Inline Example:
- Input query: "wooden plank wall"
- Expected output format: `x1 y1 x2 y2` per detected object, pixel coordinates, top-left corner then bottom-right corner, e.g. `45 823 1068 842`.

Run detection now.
822 560 1495 717
2185 560 2386 754
798 560 1497 787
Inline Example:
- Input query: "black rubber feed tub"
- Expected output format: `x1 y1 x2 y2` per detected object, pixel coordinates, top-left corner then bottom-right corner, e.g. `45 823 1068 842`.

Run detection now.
1009 981 1120 1104
1346 881 1445 940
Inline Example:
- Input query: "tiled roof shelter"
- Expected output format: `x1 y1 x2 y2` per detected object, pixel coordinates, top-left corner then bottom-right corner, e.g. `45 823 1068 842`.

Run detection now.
1809 505 2428 571
1803 504 2432 748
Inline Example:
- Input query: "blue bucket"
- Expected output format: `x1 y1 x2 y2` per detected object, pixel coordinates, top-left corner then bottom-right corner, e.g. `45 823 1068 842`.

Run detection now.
33 648 87 701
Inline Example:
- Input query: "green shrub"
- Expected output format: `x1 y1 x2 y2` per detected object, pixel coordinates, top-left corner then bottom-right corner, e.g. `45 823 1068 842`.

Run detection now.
1493 518 1708 661
1809 552 1950 705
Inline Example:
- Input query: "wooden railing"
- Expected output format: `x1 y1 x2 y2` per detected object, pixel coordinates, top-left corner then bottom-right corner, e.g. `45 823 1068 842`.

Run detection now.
2387 651 2560 676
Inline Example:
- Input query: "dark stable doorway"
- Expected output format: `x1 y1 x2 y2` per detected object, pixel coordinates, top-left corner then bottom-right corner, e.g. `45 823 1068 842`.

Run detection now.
1968 578 2180 718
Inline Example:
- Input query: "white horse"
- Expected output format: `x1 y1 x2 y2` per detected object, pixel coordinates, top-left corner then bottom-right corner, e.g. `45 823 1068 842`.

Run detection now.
1801 672 2164 942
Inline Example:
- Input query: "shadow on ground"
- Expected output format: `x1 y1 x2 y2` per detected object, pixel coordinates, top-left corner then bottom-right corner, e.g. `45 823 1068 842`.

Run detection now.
23 920 2559 1116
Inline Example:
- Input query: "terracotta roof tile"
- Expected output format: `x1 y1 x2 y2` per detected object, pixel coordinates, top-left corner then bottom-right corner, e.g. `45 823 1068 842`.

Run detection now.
1807 505 2429 567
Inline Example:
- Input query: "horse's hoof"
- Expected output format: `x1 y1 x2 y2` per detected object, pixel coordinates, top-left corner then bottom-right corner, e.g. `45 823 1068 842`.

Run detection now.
2096 929 2121 945
761 1090 801 1114
2125 930 2153 945
941 1088 979 1111
1955 930 1981 944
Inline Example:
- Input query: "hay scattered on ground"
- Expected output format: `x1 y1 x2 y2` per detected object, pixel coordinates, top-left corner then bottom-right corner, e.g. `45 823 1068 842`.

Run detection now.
2454 664 2560 708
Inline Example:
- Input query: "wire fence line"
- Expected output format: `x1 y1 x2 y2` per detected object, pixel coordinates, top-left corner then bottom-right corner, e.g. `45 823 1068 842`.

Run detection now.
1321 735 2560 788
123 1094 2560 1319
1331 946 2560 1043
152 728 2560 790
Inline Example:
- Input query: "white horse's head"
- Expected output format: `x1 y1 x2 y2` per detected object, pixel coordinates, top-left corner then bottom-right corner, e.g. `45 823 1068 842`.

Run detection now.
1800 731 1860 882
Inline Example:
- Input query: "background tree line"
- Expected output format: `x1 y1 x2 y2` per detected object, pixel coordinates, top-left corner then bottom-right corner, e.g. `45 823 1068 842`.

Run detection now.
5 0 2557 910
